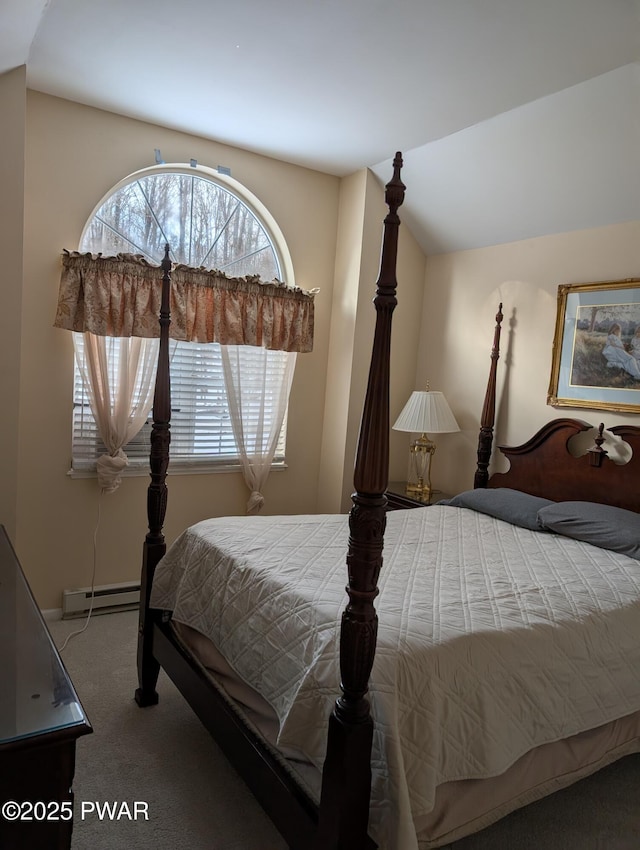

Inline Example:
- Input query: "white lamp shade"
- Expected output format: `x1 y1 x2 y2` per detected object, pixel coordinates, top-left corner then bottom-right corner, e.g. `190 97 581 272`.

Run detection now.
393 391 460 434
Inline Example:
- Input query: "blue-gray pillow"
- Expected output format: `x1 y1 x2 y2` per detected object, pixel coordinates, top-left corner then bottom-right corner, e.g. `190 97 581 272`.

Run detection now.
537 501 640 559
438 488 554 531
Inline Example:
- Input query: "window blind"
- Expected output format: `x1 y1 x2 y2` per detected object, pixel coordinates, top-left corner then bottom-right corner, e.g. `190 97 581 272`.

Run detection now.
72 337 287 472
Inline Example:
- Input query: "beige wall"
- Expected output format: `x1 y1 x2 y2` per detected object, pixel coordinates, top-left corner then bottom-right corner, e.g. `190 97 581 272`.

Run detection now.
420 221 640 496
18 91 341 608
12 89 424 609
388 188 431 485
0 67 26 539
17 83 629 609
318 169 426 512
317 170 367 513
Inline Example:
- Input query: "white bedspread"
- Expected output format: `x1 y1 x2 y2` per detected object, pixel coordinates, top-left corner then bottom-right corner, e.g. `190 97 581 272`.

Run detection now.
150 506 640 850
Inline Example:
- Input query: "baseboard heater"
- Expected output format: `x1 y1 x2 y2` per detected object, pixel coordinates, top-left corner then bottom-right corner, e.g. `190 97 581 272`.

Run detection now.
62 580 141 619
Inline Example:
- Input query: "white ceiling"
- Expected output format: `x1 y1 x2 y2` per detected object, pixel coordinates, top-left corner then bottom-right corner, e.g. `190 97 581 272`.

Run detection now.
3 0 640 254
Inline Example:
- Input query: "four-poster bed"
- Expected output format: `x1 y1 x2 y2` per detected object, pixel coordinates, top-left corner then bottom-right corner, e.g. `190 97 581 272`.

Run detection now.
130 155 640 849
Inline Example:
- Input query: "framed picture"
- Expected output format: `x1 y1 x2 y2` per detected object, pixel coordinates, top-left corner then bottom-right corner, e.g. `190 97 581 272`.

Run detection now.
548 278 640 414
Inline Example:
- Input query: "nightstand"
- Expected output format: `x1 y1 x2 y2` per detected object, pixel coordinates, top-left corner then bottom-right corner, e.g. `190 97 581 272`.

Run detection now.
385 482 452 510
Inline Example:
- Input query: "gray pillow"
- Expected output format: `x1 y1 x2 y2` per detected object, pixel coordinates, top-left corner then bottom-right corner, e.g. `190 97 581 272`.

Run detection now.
439 488 554 531
537 501 640 559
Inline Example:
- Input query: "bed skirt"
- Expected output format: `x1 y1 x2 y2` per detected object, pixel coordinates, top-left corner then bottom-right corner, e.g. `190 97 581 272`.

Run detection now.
173 620 640 848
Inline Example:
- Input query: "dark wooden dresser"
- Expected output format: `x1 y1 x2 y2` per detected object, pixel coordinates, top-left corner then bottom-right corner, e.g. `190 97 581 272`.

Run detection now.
0 526 92 849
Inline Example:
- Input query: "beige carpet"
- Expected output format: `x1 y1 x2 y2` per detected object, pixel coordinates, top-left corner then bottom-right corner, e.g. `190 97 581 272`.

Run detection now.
49 611 640 850
50 611 287 850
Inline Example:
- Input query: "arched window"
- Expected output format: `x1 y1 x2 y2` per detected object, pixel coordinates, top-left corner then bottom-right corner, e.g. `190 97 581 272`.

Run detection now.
72 164 296 473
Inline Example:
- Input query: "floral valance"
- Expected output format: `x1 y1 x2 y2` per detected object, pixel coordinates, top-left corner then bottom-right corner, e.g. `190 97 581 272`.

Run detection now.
54 251 316 353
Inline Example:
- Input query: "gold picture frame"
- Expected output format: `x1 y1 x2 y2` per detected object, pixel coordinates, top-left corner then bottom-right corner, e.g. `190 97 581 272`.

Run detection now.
548 278 640 414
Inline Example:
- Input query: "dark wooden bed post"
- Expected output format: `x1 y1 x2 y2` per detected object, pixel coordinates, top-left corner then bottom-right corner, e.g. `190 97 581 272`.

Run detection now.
135 244 172 708
317 154 405 850
474 302 504 489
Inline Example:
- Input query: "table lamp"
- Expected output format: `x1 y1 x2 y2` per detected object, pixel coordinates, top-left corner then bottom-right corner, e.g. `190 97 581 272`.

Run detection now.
392 387 460 502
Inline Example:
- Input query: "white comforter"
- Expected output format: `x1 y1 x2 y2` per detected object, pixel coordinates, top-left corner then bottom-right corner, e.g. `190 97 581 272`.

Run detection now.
150 506 640 850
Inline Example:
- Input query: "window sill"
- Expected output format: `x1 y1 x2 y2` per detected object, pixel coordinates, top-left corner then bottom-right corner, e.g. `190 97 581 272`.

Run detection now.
67 460 288 479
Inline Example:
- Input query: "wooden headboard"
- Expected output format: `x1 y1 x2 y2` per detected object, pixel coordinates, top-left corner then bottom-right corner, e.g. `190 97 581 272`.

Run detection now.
488 418 640 513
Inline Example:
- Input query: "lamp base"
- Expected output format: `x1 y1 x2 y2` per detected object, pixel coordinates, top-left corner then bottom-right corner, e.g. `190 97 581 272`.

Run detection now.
406 433 436 503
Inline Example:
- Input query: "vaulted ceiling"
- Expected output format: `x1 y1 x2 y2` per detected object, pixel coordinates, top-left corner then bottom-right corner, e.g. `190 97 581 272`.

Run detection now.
3 0 640 254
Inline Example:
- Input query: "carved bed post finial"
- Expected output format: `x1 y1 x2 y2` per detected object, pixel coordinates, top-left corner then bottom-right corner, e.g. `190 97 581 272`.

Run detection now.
146 243 172 544
318 154 405 849
136 243 172 708
588 423 608 468
474 302 503 489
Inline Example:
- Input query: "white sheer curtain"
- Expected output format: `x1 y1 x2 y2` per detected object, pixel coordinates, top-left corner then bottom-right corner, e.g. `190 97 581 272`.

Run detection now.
73 332 159 493
221 345 297 514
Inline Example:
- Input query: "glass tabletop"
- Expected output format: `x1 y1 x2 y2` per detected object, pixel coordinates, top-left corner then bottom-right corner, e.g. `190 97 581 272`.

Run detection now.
387 482 450 505
0 527 90 746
